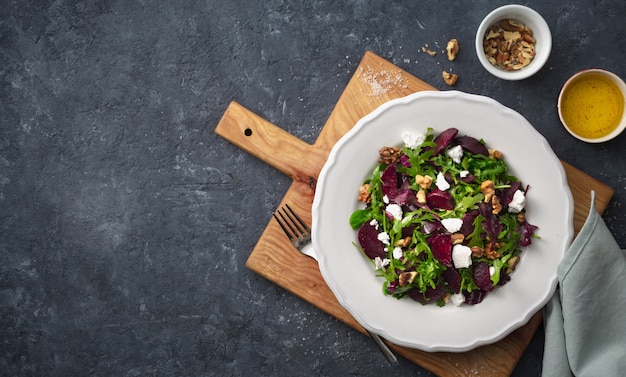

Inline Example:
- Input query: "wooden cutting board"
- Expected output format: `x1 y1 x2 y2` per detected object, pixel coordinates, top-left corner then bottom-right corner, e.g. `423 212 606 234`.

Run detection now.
215 51 614 376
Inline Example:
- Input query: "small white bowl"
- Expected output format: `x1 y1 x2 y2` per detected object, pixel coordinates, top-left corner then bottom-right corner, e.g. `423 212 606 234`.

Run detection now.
557 69 626 143
475 5 552 80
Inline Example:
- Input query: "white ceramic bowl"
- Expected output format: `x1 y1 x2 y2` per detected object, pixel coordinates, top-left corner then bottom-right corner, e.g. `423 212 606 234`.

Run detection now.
312 91 573 352
557 69 626 143
475 5 552 80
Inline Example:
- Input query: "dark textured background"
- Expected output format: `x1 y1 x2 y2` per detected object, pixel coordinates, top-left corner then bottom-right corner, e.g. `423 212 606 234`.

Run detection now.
1 1 624 376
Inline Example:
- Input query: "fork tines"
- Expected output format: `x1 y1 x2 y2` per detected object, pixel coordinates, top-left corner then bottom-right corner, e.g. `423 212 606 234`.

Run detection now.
273 204 311 248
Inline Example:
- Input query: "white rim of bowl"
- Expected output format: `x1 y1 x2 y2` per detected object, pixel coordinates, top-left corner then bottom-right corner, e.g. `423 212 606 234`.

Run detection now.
557 68 626 143
475 4 552 81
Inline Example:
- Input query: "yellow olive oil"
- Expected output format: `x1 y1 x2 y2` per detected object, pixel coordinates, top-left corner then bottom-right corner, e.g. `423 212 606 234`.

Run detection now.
560 73 624 139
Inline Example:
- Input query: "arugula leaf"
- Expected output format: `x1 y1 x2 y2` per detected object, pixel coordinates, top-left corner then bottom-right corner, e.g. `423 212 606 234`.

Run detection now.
349 209 372 229
490 254 513 285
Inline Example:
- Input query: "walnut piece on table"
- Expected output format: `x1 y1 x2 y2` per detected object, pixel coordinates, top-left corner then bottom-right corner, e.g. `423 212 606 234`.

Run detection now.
446 38 460 60
421 45 437 56
442 71 458 86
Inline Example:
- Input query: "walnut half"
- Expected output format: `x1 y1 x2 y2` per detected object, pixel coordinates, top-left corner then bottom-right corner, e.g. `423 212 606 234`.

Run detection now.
446 38 460 60
480 180 495 202
506 255 521 274
378 146 402 165
399 271 418 287
358 183 371 203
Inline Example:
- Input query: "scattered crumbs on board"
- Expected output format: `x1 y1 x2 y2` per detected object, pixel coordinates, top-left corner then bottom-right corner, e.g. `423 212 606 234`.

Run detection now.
357 64 409 99
421 44 437 56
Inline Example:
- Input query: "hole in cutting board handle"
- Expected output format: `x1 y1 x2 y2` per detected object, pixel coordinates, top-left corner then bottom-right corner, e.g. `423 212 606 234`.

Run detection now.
244 128 252 136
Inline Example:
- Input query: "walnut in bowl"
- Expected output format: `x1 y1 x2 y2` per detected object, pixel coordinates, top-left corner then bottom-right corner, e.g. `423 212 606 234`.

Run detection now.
475 5 551 80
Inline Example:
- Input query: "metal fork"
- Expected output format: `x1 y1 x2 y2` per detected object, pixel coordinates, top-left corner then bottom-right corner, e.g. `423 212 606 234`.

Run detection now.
273 204 399 366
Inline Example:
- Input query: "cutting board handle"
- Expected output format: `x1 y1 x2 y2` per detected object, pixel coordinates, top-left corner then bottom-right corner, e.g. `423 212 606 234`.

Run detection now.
215 101 327 188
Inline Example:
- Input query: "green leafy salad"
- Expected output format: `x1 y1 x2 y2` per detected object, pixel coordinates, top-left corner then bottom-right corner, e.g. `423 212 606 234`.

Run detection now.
349 127 538 307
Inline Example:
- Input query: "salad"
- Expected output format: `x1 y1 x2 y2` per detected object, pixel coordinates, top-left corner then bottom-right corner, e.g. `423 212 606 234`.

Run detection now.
349 127 538 307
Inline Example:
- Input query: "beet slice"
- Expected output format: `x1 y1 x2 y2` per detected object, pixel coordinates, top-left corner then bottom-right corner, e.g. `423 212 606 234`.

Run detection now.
478 201 492 218
400 154 411 168
455 135 489 156
460 210 479 237
394 188 414 206
433 128 458 156
464 289 487 305
381 164 398 199
499 181 522 210
443 267 461 293
430 234 452 267
498 270 511 286
479 202 502 242
357 222 387 259
386 280 399 294
426 189 455 210
401 224 417 239
459 173 476 183
473 262 493 292
408 284 445 304
518 220 538 247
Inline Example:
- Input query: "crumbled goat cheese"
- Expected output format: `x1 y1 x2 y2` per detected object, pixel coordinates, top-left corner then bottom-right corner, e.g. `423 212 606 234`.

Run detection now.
374 256 390 270
460 170 470 178
402 132 426 149
441 218 463 233
369 219 379 230
508 190 526 213
489 266 496 276
383 195 390 204
450 293 465 307
377 232 391 245
447 145 464 164
392 246 403 259
386 204 403 220
452 244 472 268
435 171 450 191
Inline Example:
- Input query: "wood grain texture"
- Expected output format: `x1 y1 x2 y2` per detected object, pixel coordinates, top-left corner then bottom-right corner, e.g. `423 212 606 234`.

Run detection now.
215 102 326 190
561 161 614 233
215 51 614 376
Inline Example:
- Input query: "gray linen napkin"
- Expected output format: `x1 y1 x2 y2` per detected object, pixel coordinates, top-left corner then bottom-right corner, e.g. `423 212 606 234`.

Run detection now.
542 191 626 376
